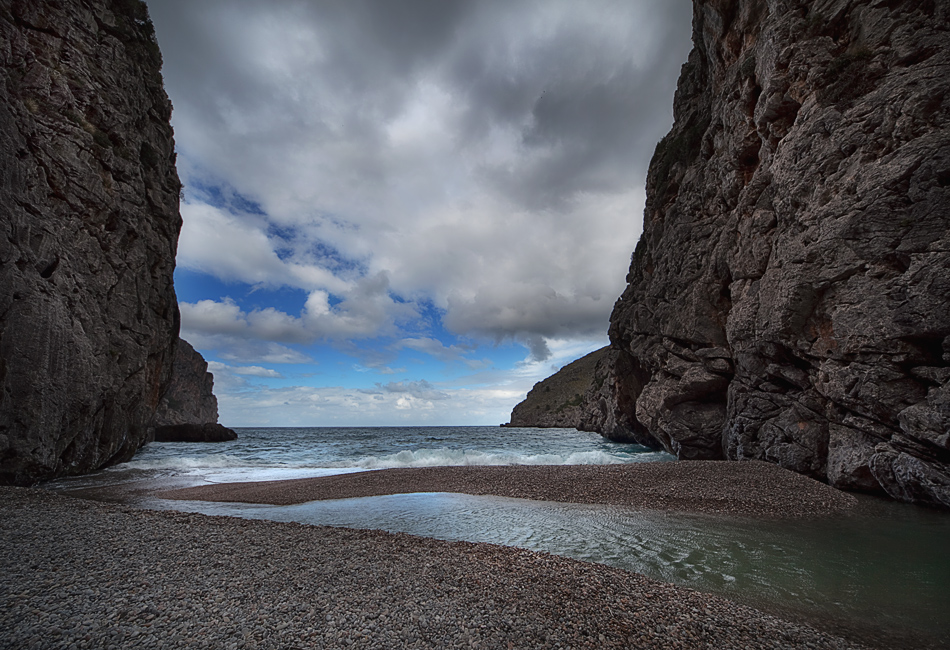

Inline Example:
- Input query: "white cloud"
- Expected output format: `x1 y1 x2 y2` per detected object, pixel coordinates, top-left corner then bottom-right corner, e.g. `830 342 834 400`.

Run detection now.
208 361 284 379
178 272 417 355
151 0 692 348
216 382 532 428
180 298 248 336
184 332 313 365
178 201 352 294
396 337 491 369
372 380 450 401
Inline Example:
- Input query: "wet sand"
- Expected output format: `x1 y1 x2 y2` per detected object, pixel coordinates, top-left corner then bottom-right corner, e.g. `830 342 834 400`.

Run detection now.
159 460 857 518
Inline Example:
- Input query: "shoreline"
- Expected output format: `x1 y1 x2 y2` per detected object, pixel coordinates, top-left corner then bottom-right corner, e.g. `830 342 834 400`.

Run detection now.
158 460 858 518
0 486 872 649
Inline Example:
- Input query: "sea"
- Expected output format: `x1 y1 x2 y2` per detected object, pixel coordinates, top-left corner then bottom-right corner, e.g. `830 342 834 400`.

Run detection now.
45 426 950 649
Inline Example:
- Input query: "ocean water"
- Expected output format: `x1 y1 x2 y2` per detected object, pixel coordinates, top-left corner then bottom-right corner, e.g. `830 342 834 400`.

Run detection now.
46 426 950 649
50 426 668 489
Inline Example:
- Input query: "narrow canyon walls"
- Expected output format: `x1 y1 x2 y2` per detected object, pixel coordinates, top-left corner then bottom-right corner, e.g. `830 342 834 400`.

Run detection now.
0 0 182 483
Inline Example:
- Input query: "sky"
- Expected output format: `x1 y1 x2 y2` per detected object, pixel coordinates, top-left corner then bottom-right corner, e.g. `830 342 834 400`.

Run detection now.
146 0 694 427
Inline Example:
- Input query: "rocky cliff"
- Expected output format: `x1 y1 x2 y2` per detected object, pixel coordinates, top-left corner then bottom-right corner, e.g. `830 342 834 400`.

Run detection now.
151 338 219 429
0 0 182 484
507 347 661 447
151 338 237 442
508 347 608 429
586 0 950 508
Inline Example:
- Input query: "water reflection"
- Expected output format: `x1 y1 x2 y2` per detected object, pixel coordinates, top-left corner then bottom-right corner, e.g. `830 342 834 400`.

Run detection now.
134 491 950 648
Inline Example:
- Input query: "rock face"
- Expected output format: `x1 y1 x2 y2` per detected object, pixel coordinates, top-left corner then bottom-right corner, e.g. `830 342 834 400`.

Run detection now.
590 0 950 509
576 347 660 446
151 338 237 443
508 348 608 429
151 338 219 429
153 422 237 443
0 0 181 484
507 347 660 447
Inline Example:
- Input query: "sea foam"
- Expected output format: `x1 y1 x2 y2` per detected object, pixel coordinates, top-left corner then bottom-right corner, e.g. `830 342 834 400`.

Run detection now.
341 447 651 469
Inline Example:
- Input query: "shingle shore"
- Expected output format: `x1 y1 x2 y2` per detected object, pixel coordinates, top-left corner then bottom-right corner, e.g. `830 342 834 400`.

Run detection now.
0 486 868 650
159 460 857 517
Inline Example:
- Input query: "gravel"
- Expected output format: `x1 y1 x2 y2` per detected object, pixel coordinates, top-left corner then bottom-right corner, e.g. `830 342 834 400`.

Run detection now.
158 460 857 518
0 486 871 649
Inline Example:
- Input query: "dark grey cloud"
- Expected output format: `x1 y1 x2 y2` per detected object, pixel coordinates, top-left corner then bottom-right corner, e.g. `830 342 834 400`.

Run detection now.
148 0 693 353
439 0 692 209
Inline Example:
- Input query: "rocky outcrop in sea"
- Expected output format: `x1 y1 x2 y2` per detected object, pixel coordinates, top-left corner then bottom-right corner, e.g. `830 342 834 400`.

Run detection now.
0 0 181 484
150 338 236 442
583 0 950 508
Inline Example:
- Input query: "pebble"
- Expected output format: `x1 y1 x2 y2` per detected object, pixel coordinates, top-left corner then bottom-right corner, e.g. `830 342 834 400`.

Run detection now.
0 486 870 649
159 461 859 518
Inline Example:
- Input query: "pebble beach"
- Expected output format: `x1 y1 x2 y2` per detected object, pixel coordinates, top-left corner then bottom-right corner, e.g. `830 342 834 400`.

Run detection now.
159 459 858 518
0 461 878 649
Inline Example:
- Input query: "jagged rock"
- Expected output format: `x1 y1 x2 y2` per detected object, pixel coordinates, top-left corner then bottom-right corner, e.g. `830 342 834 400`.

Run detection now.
508 347 609 429
0 0 181 484
152 338 220 429
600 0 950 508
507 347 661 448
153 423 237 443
150 338 237 443
576 348 658 446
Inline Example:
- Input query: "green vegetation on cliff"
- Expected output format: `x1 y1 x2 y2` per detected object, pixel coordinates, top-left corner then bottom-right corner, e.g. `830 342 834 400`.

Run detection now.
507 348 609 428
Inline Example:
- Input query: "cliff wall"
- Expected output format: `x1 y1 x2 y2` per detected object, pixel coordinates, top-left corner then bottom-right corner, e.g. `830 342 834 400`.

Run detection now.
508 347 608 429
593 0 950 508
150 338 237 443
0 0 182 484
151 338 219 429
507 346 660 447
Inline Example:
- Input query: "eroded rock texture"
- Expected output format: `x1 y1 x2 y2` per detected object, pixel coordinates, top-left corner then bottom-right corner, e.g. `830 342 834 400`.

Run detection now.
151 339 219 430
151 338 237 443
505 346 659 447
574 348 657 445
0 0 181 484
600 0 950 508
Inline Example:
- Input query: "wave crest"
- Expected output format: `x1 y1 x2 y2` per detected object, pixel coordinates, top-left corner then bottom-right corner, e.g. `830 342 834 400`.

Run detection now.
343 447 635 469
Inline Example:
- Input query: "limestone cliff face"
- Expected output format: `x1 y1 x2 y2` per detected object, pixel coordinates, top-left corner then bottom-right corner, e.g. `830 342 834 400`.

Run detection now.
597 0 950 508
151 339 219 429
0 0 181 484
576 348 658 446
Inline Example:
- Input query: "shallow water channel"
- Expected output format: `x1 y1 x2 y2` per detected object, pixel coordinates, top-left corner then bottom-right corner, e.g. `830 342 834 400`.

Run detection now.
54 473 950 650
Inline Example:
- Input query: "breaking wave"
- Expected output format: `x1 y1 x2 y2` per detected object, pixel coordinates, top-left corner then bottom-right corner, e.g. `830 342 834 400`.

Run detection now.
117 447 667 473
342 448 646 469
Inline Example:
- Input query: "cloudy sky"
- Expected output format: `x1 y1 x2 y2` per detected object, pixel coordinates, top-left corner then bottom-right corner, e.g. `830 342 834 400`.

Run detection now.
147 0 693 427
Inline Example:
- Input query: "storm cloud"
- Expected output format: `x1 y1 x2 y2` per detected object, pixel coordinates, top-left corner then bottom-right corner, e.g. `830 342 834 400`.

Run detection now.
143 0 694 424
150 0 691 359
